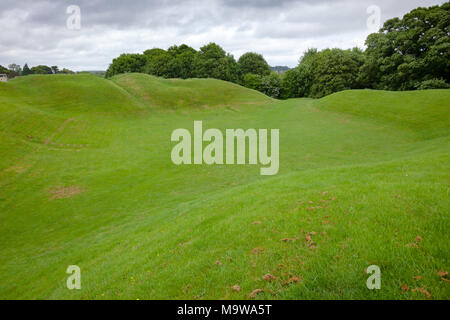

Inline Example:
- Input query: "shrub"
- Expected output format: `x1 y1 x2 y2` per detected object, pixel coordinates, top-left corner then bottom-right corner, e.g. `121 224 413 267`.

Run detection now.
415 79 449 90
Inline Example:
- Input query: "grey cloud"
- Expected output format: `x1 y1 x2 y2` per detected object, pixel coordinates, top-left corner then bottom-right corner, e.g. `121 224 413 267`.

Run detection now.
0 0 446 70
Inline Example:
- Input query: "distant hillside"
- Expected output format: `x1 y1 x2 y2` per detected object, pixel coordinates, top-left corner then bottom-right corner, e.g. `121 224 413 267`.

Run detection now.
77 70 106 77
270 66 290 74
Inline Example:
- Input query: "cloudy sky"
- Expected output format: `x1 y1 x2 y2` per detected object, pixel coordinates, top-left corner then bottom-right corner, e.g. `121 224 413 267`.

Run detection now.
0 0 446 70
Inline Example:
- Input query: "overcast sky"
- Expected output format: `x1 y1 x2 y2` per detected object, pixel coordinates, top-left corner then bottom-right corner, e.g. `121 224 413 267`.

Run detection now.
0 0 446 70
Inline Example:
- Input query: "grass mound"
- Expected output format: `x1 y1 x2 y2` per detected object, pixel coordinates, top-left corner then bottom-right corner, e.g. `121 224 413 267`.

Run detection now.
314 89 450 139
112 73 272 110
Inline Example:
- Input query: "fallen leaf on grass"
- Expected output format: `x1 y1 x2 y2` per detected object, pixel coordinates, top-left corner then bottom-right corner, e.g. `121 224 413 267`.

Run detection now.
412 287 431 299
281 238 296 242
415 236 423 242
442 278 450 283
249 289 263 298
413 275 422 280
262 274 277 282
252 221 261 225
232 285 240 292
436 269 448 277
322 220 329 225
215 260 223 266
288 276 302 283
401 284 409 292
251 247 264 255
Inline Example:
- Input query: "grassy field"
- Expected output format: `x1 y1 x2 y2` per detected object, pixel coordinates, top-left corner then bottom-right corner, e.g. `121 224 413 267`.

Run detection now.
0 73 448 300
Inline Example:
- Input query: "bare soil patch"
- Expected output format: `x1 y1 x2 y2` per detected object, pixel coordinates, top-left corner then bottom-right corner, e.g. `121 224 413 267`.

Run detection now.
49 185 85 200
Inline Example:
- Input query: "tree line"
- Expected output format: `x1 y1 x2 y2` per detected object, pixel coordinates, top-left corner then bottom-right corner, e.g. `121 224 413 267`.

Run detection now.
0 63 75 79
105 3 449 99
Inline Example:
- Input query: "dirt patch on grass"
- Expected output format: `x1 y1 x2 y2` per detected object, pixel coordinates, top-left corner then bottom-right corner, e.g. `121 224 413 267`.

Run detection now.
6 164 30 174
49 185 85 200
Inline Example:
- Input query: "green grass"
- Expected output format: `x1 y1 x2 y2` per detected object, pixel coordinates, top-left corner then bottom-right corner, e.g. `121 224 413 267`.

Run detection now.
0 73 448 300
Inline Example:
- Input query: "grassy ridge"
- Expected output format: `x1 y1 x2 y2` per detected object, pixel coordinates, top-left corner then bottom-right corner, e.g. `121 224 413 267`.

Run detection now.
0 74 448 299
315 89 450 139
112 73 272 110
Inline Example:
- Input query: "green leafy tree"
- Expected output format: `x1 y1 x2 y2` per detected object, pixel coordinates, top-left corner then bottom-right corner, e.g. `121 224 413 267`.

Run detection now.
237 52 271 79
166 44 197 79
105 54 147 78
242 73 263 91
416 79 450 90
0 65 9 74
60 68 75 74
280 49 318 99
143 48 171 77
8 64 21 74
259 73 281 98
30 65 53 74
307 48 365 98
280 68 301 99
363 2 450 90
193 43 238 82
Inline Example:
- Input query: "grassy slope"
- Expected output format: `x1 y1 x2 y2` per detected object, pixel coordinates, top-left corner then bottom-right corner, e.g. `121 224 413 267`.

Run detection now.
0 74 448 300
112 73 272 110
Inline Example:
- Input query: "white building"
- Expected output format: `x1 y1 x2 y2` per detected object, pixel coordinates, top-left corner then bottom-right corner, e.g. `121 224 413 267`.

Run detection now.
0 74 7 82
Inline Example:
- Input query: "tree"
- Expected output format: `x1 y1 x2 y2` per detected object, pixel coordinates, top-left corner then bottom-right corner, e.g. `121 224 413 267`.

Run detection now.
287 48 318 98
242 73 263 91
363 2 450 90
51 66 59 74
306 48 365 98
415 79 449 90
237 52 271 79
259 73 281 98
280 68 301 99
22 64 31 76
30 65 53 74
60 68 75 74
280 49 317 99
0 65 9 74
8 64 21 74
166 44 197 79
105 53 147 78
143 48 171 77
193 43 239 82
